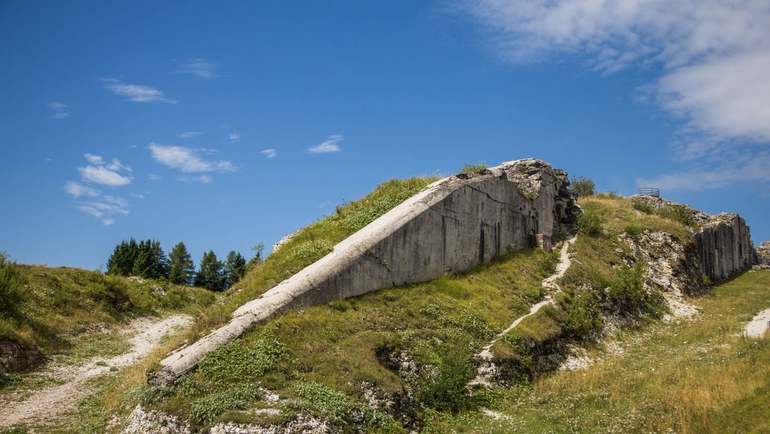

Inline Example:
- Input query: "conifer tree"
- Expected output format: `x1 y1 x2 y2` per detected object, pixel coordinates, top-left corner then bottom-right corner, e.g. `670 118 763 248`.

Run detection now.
107 238 139 276
168 242 195 285
224 250 247 288
195 250 224 291
132 240 169 279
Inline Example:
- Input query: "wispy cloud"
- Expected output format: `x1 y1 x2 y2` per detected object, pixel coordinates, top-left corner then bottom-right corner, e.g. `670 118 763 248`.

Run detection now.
179 58 218 79
48 101 70 119
179 131 202 139
63 181 100 198
64 154 133 225
102 78 178 103
308 135 343 154
463 0 770 190
260 148 277 159
78 153 133 186
228 132 240 141
148 143 236 181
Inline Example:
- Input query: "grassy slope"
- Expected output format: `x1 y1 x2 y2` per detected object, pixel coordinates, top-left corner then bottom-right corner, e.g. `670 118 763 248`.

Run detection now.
64 189 767 433
0 262 215 387
424 269 770 434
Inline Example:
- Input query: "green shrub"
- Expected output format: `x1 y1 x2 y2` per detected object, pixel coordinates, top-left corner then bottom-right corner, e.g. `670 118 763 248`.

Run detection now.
570 177 595 197
605 264 665 317
417 356 474 413
558 289 603 340
577 208 604 237
460 163 488 174
656 204 695 227
190 384 262 425
631 198 655 214
0 254 24 319
288 239 335 263
198 333 287 384
291 381 400 430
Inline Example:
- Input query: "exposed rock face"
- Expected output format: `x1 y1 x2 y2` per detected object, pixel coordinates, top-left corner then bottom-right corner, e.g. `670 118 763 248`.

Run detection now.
693 214 755 281
0 338 43 376
756 241 770 266
150 159 579 386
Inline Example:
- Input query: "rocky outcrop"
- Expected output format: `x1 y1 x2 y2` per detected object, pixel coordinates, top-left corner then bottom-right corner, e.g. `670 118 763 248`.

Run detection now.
756 241 770 266
0 338 43 377
150 159 579 386
693 214 755 281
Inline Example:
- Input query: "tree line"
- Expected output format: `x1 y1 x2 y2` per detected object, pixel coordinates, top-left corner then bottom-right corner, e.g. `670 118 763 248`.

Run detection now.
106 239 261 291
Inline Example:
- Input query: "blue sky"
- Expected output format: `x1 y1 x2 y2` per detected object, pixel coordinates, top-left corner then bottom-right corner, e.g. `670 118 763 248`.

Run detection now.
2 1 769 269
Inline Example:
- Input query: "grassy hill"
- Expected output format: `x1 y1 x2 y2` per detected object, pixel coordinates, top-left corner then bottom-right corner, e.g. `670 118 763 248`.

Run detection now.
10 179 766 433
0 257 215 387
54 175 768 432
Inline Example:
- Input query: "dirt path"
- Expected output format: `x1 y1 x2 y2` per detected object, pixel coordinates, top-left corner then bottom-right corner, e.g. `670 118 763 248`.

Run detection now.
469 235 577 388
0 314 192 429
745 308 770 338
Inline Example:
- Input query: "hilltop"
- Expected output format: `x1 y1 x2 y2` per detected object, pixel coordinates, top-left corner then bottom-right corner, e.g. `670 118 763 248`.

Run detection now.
1 159 767 434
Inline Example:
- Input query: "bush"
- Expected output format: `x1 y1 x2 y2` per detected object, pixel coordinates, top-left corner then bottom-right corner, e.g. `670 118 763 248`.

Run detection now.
417 356 474 413
558 289 603 340
605 263 665 317
577 208 604 237
631 198 655 214
460 163 488 174
570 177 595 197
0 254 24 319
197 333 287 384
190 384 262 425
656 204 695 227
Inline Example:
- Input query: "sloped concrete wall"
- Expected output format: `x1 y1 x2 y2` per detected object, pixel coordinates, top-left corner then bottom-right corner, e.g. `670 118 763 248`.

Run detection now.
694 215 756 281
150 159 578 385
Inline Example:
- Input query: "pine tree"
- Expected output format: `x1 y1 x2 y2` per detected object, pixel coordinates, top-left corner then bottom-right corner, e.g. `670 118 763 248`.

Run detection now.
168 242 195 285
195 250 224 291
107 238 139 276
132 240 169 279
224 251 247 288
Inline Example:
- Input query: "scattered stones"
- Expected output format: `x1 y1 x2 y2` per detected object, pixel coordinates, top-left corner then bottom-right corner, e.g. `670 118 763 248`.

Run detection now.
122 406 191 434
209 414 330 434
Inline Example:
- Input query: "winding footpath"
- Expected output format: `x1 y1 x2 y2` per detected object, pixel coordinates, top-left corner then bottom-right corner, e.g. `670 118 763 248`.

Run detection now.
0 314 192 429
469 235 577 388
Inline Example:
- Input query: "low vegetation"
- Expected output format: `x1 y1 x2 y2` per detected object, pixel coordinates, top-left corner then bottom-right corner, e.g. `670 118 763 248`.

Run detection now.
0 255 215 387
24 186 763 433
570 176 595 197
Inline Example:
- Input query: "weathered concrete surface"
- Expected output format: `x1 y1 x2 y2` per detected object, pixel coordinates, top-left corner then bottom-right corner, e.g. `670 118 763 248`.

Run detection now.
150 159 578 385
693 214 755 281
756 241 770 266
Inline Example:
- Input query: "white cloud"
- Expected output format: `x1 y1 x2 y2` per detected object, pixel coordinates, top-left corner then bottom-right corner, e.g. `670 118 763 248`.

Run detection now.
308 135 343 154
63 181 100 198
48 101 69 119
148 173 162 181
77 197 129 226
464 0 770 189
638 152 770 191
260 148 277 159
79 165 132 186
180 58 218 79
102 78 178 103
179 131 202 139
148 143 236 178
65 155 133 224
228 132 240 141
84 153 105 165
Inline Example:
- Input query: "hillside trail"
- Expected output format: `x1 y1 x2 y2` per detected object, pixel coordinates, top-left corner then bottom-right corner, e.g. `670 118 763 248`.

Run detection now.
745 308 770 338
0 314 192 429
469 235 577 388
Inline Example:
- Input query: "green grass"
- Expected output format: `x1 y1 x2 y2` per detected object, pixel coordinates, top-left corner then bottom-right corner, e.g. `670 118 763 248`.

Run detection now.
422 269 770 433
62 192 759 432
0 259 215 388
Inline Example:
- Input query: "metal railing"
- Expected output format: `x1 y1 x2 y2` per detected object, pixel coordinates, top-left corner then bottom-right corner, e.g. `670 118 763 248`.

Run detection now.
638 187 660 197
